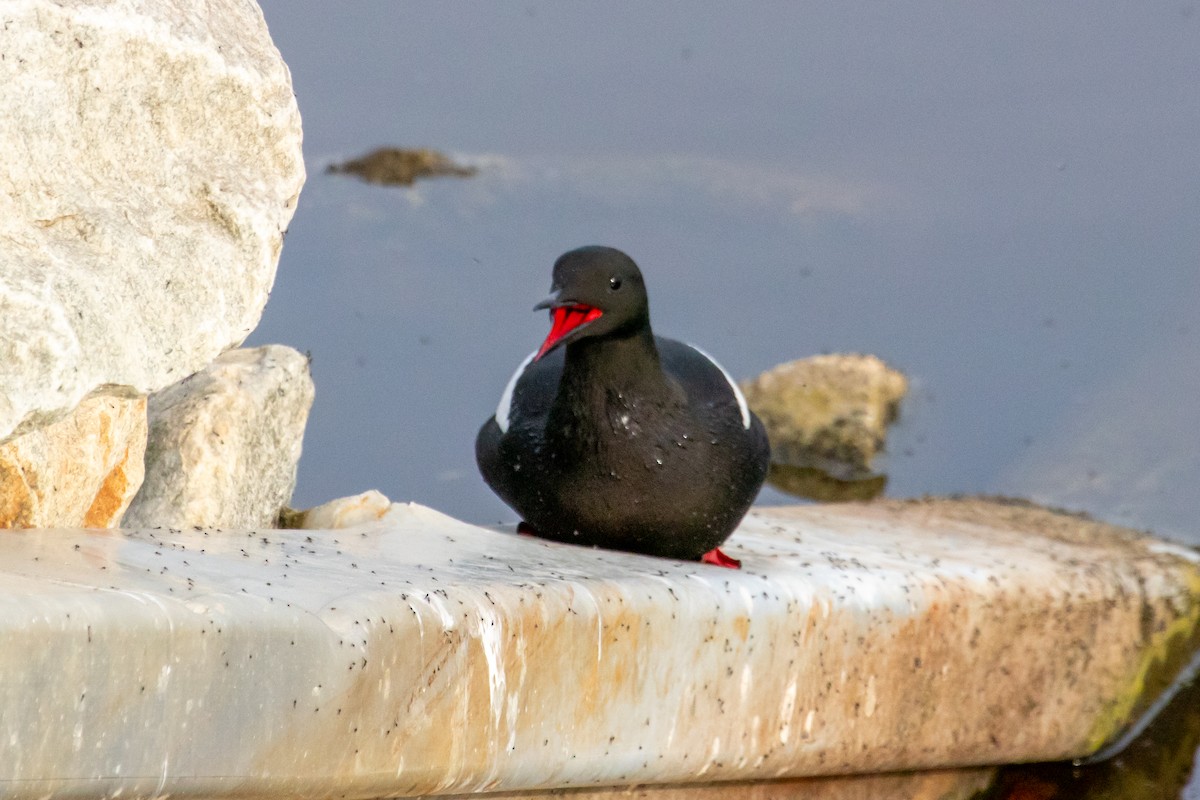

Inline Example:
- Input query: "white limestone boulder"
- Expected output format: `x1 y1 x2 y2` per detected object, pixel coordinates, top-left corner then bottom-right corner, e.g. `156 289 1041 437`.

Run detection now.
0 0 304 444
123 345 314 529
0 392 147 528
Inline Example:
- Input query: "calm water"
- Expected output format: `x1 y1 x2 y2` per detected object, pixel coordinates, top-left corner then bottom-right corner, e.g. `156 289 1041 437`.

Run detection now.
250 2 1200 795
251 3 1200 546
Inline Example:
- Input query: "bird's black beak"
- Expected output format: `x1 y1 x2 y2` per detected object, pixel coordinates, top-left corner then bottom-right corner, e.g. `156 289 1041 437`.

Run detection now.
533 289 561 312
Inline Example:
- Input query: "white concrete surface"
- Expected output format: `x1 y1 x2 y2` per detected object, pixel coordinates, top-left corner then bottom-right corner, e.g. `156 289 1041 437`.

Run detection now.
0 498 1195 798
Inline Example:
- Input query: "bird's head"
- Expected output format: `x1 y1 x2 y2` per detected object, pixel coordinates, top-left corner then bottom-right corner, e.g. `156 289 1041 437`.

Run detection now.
533 246 650 361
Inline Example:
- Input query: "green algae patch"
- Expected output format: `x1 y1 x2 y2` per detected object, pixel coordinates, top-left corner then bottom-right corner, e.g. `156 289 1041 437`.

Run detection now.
1083 561 1200 757
880 497 1200 766
989 611 1200 799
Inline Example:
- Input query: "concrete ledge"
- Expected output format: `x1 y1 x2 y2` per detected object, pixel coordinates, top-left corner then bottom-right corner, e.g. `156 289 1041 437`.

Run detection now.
433 767 997 800
0 498 1197 798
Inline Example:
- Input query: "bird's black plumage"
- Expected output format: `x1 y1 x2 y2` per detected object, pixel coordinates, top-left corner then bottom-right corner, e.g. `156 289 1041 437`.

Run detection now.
476 246 769 562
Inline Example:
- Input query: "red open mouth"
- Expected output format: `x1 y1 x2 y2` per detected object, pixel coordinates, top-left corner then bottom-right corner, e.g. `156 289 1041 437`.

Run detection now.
535 304 603 360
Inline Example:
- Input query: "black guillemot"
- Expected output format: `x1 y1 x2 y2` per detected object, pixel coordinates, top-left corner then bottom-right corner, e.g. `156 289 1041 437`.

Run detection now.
476 246 770 568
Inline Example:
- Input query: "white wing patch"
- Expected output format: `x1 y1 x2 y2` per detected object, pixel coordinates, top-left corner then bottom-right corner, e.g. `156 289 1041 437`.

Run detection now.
494 350 537 434
687 343 752 429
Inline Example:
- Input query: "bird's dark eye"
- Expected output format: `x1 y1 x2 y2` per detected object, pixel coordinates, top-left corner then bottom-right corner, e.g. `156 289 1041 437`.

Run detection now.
609 277 622 291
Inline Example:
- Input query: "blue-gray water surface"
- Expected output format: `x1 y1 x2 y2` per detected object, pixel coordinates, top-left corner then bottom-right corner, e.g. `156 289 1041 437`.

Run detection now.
252 2 1200 548
250 3 1199 795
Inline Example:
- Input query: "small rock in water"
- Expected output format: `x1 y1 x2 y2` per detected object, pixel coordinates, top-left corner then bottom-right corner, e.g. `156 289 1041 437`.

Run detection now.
326 147 477 186
741 353 907 500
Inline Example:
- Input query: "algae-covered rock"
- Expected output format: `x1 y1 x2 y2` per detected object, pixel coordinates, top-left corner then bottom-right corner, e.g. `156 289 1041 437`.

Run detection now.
327 147 477 186
741 353 907 476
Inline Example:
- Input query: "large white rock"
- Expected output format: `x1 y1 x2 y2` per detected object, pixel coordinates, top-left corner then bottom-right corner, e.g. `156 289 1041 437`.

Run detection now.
0 0 304 444
123 345 314 529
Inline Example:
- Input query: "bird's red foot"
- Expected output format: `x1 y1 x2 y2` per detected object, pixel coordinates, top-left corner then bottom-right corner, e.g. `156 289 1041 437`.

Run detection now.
701 547 741 569
517 521 538 536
